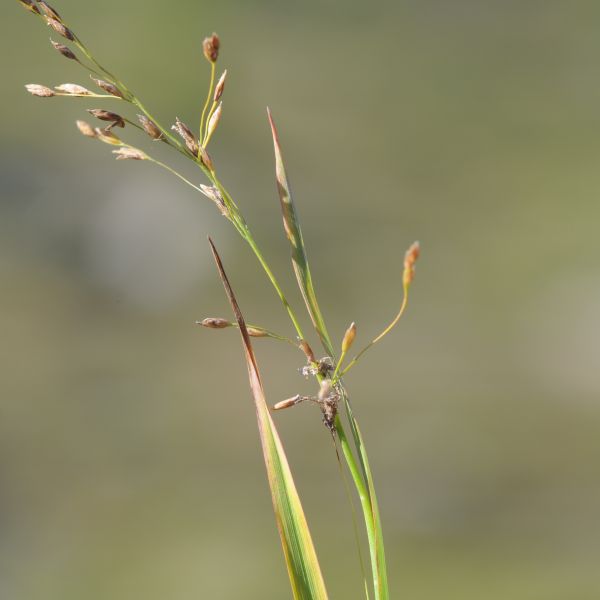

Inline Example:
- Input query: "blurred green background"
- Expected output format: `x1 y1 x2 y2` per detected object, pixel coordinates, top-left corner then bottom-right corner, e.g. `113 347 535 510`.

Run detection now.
2 1 600 598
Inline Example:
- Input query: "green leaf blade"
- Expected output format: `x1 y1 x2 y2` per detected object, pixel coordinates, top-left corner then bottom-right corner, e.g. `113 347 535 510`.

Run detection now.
267 109 334 357
209 238 329 600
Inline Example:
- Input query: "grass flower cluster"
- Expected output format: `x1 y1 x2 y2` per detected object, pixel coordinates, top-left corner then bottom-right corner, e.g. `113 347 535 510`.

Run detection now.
18 1 420 598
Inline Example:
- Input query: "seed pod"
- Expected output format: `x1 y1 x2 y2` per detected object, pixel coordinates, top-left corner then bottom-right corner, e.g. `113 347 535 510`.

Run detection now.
112 147 147 160
171 117 199 155
205 102 222 144
341 322 357 353
198 317 231 329
54 83 92 95
213 70 227 102
199 185 227 216
38 1 61 20
273 395 303 411
18 0 41 15
87 109 125 128
202 33 220 63
75 120 96 138
50 39 77 61
137 114 163 140
91 77 124 99
403 241 420 287
45 17 74 41
25 84 55 97
94 128 121 145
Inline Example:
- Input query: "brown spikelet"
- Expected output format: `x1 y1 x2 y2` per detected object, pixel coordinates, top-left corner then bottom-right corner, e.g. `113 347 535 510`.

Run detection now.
112 147 147 161
18 0 41 15
247 327 269 338
341 322 357 353
45 17 74 41
403 241 420 287
25 84 55 97
54 83 92 95
91 77 124 98
171 117 199 155
205 102 222 144
87 109 125 128
273 395 303 411
199 146 214 171
198 317 231 329
75 120 96 138
202 33 220 63
214 70 227 102
137 114 163 140
38 0 61 20
299 340 316 364
50 39 77 61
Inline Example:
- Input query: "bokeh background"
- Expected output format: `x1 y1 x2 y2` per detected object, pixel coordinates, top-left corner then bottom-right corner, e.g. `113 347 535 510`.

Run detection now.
2 1 600 598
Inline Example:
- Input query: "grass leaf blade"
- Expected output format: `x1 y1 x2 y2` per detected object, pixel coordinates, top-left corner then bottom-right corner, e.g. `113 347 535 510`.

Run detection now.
267 109 334 356
209 237 329 600
343 395 389 600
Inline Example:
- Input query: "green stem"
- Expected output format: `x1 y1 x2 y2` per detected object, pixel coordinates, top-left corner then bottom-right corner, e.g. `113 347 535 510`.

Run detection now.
199 61 216 148
335 416 379 596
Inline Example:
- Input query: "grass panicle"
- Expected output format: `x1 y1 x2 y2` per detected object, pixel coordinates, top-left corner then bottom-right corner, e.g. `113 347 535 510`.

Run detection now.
18 3 421 597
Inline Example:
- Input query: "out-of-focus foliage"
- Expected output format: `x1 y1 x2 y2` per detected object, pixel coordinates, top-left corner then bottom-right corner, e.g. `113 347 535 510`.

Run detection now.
2 1 600 598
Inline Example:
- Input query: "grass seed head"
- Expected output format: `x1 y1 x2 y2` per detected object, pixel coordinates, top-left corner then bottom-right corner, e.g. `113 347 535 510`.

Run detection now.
205 102 222 143
50 39 77 60
38 0 61 21
299 339 317 364
137 114 163 140
198 317 231 329
112 147 147 160
214 69 227 102
25 83 55 97
45 17 74 41
172 117 199 155
87 109 125 128
247 327 268 337
341 322 357 353
202 33 220 63
91 77 124 98
54 83 92 95
18 0 41 15
273 395 303 411
403 241 420 287
199 146 214 171
76 119 96 138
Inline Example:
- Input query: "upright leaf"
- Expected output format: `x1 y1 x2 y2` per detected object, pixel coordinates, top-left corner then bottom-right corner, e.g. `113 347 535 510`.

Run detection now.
267 109 334 357
209 238 329 600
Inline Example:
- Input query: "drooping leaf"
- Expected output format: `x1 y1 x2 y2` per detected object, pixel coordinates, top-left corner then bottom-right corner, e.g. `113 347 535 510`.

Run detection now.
208 237 329 600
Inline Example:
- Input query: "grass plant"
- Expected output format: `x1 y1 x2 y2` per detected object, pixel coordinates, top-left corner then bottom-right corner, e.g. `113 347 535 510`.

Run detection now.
17 2 420 597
